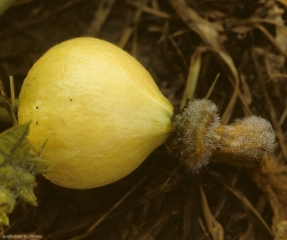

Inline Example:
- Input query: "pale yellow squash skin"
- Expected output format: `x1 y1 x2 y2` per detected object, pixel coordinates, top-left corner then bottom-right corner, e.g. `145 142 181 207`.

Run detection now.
18 37 174 189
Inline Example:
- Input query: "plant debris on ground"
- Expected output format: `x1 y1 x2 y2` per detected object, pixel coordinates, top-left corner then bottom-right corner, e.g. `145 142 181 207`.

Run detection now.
0 0 287 239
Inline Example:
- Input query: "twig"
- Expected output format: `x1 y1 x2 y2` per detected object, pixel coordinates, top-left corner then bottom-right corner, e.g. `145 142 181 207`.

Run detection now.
251 48 287 158
118 0 149 48
126 0 171 19
9 76 15 112
85 0 117 36
70 174 149 240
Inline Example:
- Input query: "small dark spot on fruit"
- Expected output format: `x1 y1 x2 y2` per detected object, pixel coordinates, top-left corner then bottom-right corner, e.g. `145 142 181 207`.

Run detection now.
70 98 73 101
36 106 39 109
36 121 38 125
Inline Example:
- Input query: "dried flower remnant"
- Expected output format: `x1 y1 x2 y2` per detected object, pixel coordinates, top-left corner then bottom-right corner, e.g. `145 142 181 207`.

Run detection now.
172 99 220 171
172 99 276 171
213 116 276 167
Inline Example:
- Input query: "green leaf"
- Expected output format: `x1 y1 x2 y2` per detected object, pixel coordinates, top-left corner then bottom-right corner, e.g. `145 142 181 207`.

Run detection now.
0 210 9 226
0 122 51 226
18 185 37 206
0 187 15 226
0 122 30 160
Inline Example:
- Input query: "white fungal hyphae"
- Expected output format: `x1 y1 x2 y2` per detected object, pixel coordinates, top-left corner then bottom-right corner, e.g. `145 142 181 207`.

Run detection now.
216 115 276 165
172 99 220 172
172 99 276 171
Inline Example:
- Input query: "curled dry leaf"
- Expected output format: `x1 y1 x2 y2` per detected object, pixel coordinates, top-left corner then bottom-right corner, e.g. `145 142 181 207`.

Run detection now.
169 0 239 124
250 156 287 238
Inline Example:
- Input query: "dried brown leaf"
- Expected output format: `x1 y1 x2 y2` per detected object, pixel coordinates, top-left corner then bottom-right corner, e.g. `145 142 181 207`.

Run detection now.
200 186 224 240
209 170 274 238
169 0 239 124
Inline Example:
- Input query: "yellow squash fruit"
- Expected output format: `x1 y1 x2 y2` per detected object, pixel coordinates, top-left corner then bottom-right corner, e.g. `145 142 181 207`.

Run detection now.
18 37 174 189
